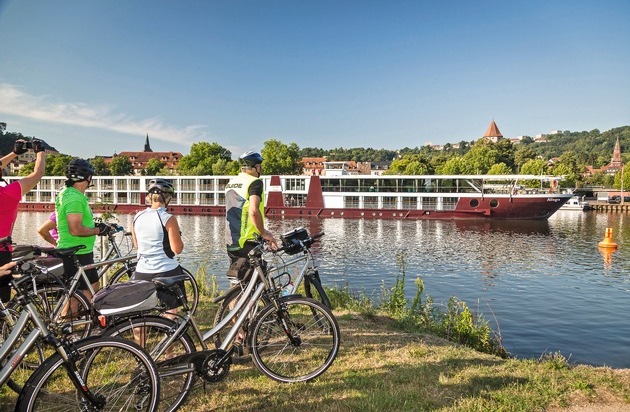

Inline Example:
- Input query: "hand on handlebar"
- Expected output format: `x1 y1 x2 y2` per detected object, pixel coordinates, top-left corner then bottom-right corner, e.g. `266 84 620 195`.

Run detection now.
262 229 278 251
0 262 16 276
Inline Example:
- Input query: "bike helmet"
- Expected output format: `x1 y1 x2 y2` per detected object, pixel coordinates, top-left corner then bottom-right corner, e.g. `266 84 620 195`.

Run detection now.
147 178 174 195
239 151 263 167
66 158 94 182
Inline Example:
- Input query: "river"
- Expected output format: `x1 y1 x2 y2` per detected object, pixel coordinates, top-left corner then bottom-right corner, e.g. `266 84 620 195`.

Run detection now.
10 210 630 368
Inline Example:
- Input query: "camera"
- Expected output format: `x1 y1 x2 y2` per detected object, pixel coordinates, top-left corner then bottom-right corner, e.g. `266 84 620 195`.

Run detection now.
24 141 34 149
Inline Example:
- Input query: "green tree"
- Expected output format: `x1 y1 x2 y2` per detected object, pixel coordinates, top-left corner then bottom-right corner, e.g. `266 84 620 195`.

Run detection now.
91 157 111 176
261 139 302 175
487 162 512 175
144 158 165 176
212 158 240 175
514 145 537 170
385 154 430 175
436 156 465 175
520 158 547 175
613 168 630 192
178 142 232 175
110 155 133 176
460 140 501 174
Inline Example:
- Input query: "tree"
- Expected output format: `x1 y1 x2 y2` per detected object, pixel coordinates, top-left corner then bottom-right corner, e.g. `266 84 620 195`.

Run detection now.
144 158 165 176
110 155 133 176
385 154 431 175
514 145 537 170
459 140 501 174
212 158 240 175
261 139 302 175
91 157 111 176
487 163 512 175
178 142 232 175
436 156 465 175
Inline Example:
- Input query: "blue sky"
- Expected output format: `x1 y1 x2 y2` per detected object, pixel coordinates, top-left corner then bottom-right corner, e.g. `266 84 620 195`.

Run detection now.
0 0 628 159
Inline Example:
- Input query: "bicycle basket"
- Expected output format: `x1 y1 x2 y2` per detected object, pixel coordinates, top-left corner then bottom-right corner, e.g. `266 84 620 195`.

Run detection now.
280 227 309 255
93 280 159 316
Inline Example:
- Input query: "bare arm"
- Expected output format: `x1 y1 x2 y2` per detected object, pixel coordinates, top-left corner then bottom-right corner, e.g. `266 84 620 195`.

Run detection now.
67 213 99 237
37 219 58 246
0 152 17 169
18 151 47 195
165 216 184 255
249 195 278 249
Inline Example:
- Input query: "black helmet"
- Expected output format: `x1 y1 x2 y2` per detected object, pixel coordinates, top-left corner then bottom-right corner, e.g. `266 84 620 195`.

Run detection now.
239 151 263 167
147 178 174 195
66 158 94 181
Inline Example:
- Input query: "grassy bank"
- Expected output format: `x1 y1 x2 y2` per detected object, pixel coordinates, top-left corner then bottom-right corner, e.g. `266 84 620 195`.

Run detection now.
1 296 628 411
179 299 630 412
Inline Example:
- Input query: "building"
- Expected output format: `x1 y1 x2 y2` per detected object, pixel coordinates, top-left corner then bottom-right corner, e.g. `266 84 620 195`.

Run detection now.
482 119 503 143
301 157 326 176
584 137 624 176
105 135 182 175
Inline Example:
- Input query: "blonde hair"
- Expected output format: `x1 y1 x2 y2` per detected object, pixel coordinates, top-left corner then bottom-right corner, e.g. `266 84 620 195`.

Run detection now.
146 192 172 205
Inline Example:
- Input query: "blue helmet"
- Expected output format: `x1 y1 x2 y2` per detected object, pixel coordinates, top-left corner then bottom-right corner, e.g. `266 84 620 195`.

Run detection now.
239 151 263 167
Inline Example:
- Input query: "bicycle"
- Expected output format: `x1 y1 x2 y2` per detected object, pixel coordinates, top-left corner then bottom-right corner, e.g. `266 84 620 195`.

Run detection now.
0 258 160 411
100 235 340 412
212 227 331 350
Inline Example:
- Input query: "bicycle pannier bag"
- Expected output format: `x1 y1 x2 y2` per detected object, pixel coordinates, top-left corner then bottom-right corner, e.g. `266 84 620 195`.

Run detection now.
92 280 160 316
226 257 254 281
32 257 65 283
280 227 309 255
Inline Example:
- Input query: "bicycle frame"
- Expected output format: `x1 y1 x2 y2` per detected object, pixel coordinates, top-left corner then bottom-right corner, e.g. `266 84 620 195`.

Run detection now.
95 230 135 283
264 248 318 295
0 280 103 406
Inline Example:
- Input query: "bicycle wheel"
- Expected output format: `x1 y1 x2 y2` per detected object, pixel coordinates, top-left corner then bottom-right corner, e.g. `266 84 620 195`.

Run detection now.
34 284 93 339
304 271 331 309
103 315 196 412
106 262 137 285
15 336 160 412
249 296 340 383
212 285 268 352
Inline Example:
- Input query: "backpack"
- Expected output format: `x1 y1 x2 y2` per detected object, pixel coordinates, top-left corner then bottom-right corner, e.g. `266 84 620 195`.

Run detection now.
92 280 160 316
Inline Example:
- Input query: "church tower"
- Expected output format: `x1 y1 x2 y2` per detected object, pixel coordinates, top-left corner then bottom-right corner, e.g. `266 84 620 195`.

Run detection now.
609 136 623 168
144 134 153 152
483 119 503 143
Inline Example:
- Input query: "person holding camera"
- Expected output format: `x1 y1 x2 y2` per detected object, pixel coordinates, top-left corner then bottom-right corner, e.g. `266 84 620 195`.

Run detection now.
55 158 114 304
0 139 47 303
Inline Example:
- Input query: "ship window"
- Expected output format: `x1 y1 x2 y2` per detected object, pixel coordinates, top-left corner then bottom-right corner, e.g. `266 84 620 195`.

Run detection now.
217 193 226 206
442 197 458 210
199 193 214 205
401 197 417 209
199 179 214 191
421 197 437 210
285 178 305 191
344 196 359 208
363 196 378 208
382 196 397 209
469 199 479 208
322 179 341 192
490 199 499 208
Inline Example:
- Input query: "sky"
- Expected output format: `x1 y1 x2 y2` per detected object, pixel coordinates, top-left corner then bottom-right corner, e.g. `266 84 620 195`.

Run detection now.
0 0 629 160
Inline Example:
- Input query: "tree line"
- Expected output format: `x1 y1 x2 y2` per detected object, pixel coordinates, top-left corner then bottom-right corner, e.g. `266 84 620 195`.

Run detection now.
2 122 629 189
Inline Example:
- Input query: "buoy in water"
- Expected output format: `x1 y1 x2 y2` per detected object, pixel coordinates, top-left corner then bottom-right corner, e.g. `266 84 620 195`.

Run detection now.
598 227 618 249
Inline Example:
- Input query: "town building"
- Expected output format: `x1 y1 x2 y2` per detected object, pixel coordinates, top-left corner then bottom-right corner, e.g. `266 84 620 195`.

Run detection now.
585 137 624 176
105 135 182 175
482 119 503 143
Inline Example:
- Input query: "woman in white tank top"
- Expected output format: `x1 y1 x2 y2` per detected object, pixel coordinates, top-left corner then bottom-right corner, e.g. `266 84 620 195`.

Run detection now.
131 179 184 311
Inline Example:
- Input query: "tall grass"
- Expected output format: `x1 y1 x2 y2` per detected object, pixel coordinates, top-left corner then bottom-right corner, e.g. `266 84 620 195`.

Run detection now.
332 251 509 358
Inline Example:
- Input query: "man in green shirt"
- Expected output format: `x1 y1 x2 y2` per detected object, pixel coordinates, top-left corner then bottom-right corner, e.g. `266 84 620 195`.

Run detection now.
55 158 114 300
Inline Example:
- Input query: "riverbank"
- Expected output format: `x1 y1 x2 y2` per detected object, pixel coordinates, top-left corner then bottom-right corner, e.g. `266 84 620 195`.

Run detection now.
1 302 628 411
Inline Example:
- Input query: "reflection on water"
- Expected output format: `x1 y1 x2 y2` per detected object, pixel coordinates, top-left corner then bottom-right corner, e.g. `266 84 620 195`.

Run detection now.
11 210 630 368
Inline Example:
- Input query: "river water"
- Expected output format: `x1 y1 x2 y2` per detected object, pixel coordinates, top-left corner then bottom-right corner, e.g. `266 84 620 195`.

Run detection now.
11 210 630 368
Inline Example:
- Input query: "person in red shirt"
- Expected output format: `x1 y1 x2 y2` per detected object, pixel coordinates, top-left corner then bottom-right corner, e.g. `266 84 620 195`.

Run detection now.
0 139 47 302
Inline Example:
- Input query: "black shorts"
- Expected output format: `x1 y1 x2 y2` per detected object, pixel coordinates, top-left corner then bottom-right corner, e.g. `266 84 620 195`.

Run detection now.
0 251 11 303
61 252 99 290
132 266 185 310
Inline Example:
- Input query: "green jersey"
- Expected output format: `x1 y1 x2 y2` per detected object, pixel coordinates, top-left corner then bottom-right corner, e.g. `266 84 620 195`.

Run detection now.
55 186 95 254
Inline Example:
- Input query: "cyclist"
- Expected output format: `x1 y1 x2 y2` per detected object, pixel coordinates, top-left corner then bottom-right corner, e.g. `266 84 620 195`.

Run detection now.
37 211 59 246
225 151 278 268
55 158 114 304
131 178 185 313
0 138 47 303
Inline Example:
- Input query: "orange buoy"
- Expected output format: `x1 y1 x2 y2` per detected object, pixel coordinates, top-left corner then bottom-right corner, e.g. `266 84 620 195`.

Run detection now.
598 227 618 249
